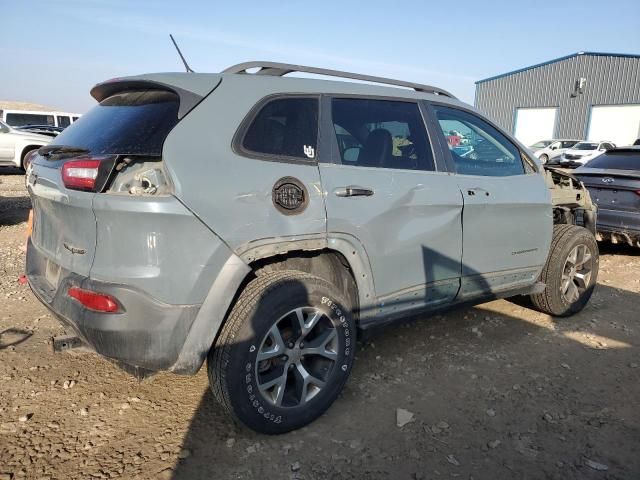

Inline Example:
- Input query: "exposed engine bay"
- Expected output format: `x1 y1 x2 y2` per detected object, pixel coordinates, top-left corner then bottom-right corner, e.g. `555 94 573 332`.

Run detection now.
544 166 597 234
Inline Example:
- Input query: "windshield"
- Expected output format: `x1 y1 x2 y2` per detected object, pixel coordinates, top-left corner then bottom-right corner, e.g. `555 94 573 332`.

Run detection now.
530 141 552 148
573 142 598 150
584 151 640 170
50 90 179 156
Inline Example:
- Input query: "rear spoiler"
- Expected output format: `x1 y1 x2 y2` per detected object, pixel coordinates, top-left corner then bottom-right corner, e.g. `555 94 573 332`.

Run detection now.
90 74 222 119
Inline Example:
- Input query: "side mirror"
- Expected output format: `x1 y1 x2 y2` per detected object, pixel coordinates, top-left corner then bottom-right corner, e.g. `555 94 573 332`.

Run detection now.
0 124 9 133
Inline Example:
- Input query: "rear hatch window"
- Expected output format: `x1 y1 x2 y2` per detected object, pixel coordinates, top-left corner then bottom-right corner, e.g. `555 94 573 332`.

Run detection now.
48 90 179 156
27 89 180 286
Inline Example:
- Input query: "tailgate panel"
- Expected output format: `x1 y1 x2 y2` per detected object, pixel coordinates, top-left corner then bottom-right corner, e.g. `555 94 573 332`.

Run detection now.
28 162 96 278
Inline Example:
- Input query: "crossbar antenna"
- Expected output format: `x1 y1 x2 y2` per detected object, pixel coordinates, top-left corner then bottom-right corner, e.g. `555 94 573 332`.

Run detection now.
169 34 195 73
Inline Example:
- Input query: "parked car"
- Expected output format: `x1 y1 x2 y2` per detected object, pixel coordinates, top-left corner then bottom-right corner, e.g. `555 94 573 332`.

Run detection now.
26 62 599 434
0 119 51 170
0 109 81 128
573 147 640 247
529 139 580 164
559 141 615 168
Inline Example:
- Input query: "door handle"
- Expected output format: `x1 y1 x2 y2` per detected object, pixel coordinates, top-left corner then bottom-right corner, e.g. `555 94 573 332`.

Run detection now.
334 186 374 197
467 187 490 196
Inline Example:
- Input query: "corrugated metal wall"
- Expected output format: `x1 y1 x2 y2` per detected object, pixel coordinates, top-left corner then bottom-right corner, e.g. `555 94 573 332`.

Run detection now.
475 54 640 140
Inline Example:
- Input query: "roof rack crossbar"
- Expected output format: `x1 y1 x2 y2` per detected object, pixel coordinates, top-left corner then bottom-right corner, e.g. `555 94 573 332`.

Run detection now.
222 61 456 98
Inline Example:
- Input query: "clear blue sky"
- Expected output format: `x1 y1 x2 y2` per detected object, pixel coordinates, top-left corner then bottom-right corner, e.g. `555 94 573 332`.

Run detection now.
3 0 639 113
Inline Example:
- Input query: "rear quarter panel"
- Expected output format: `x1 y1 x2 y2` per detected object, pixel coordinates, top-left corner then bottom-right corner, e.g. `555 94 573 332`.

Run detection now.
90 194 233 305
161 76 327 252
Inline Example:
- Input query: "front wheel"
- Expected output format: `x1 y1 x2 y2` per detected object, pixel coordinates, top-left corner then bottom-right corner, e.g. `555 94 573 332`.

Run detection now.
208 270 356 434
530 225 599 316
539 154 549 164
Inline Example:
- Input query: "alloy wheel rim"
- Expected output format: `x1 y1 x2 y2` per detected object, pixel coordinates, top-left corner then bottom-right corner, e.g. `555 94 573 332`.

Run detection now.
560 243 593 304
255 306 338 408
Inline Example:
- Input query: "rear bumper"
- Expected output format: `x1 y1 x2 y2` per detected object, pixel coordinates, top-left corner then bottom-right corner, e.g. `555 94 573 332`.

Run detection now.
596 208 640 234
26 238 200 372
593 208 640 246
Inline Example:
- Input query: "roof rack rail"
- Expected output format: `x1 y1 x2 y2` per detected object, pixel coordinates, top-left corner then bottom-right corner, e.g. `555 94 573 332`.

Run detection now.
222 61 456 98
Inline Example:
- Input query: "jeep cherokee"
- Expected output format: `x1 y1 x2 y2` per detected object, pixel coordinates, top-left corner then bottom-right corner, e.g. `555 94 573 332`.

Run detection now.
26 62 599 434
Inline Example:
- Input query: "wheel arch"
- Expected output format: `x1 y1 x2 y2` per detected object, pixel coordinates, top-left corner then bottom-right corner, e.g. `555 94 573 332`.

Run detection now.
169 235 377 375
243 234 377 320
20 144 42 168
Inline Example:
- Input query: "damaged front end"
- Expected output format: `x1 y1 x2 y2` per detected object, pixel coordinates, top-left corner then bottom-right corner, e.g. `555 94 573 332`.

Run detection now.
544 166 597 234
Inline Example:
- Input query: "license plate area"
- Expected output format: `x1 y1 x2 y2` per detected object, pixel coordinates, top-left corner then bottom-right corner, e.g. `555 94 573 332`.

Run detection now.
45 259 61 289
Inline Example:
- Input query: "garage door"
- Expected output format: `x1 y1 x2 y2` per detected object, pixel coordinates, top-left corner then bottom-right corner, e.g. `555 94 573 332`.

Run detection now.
514 107 557 147
588 105 640 147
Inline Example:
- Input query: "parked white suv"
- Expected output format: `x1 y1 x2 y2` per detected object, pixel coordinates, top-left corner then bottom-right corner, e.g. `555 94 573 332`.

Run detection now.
0 120 50 170
560 141 615 168
529 139 580 164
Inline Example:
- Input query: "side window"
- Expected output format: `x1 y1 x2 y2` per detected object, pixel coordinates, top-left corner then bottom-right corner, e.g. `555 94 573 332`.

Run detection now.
550 141 561 150
331 98 434 171
432 105 525 177
6 113 54 126
242 97 318 160
57 116 71 128
562 141 577 148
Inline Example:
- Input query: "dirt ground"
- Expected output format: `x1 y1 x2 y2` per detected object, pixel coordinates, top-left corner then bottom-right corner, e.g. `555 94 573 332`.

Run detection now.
1 169 639 480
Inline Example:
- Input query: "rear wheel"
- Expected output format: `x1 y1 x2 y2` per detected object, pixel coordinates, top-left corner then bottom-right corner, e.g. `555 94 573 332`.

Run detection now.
530 225 598 316
208 270 356 434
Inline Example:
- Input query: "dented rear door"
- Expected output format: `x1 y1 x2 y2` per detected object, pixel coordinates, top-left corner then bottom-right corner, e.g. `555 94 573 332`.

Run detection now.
320 97 463 316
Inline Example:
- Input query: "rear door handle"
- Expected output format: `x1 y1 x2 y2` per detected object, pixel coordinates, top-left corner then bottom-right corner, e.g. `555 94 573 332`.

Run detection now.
334 186 374 197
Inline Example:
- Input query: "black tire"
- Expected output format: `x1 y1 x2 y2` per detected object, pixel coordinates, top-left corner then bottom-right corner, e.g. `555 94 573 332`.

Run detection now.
21 147 38 171
208 270 356 434
530 224 599 317
539 154 549 164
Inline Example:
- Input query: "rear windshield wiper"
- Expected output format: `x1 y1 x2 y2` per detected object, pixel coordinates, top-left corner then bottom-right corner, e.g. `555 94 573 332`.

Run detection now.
39 145 90 159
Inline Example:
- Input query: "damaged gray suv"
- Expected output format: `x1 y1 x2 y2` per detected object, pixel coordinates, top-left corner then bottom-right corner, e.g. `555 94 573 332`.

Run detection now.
26 62 599 434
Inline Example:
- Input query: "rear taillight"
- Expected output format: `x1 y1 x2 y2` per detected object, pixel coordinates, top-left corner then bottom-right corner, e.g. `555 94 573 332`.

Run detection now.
635 190 640 196
61 159 102 191
67 287 120 313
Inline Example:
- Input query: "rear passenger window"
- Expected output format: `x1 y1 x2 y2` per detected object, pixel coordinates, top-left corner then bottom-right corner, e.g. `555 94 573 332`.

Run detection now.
242 97 318 160
331 98 434 171
433 105 525 177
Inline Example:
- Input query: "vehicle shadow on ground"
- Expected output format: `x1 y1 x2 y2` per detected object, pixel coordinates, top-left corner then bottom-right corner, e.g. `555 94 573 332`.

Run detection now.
598 241 640 257
0 167 25 176
0 169 30 226
0 196 30 226
170 248 639 479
